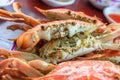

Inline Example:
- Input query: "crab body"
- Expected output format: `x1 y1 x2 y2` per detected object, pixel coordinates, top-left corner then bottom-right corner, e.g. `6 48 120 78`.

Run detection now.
38 60 120 80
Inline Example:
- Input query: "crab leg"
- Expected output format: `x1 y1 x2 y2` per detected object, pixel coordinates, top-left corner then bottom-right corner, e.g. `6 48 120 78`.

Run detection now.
0 48 41 61
0 16 25 22
13 2 22 13
0 9 13 18
0 48 55 75
0 2 40 27
7 24 32 31
0 68 29 80
16 20 100 51
0 10 40 27
99 29 120 43
0 58 44 77
35 7 104 25
12 2 40 26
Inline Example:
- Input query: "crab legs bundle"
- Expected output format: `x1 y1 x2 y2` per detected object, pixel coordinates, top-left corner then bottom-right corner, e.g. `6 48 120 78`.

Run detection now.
1 49 120 80
0 49 54 80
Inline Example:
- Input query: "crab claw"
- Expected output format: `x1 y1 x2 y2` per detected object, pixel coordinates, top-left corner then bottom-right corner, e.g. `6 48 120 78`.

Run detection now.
28 60 55 74
16 29 40 51
13 2 22 13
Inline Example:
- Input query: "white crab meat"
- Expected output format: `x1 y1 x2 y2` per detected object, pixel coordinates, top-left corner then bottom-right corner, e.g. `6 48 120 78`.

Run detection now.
38 30 120 64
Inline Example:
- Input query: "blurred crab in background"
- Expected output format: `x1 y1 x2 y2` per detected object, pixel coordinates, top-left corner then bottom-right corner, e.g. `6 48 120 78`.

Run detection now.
0 2 120 80
0 48 55 80
0 48 120 80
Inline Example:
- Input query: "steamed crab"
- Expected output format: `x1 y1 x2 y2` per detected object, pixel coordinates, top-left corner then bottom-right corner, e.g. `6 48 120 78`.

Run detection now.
0 2 105 51
0 2 120 80
0 48 120 80
37 60 120 80
1 2 120 63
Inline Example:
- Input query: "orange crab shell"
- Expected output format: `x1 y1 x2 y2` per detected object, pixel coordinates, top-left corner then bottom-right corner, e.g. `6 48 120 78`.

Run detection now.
36 60 120 80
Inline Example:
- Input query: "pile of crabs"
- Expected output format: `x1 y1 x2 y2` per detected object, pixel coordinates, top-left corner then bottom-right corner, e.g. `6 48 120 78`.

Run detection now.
0 2 120 80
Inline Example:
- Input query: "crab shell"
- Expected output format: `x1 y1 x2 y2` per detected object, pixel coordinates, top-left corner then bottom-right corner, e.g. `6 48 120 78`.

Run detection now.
33 60 120 80
35 7 104 26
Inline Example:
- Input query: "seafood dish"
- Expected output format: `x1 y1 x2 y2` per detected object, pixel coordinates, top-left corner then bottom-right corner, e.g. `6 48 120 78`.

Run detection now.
0 2 120 80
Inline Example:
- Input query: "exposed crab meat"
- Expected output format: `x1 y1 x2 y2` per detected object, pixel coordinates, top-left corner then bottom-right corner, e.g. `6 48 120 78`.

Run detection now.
74 36 120 63
17 20 100 51
38 26 120 64
35 7 104 26
73 35 120 63
34 60 120 80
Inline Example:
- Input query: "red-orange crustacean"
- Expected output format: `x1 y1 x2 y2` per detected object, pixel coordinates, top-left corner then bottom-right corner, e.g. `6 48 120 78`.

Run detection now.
34 60 120 80
0 2 120 80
